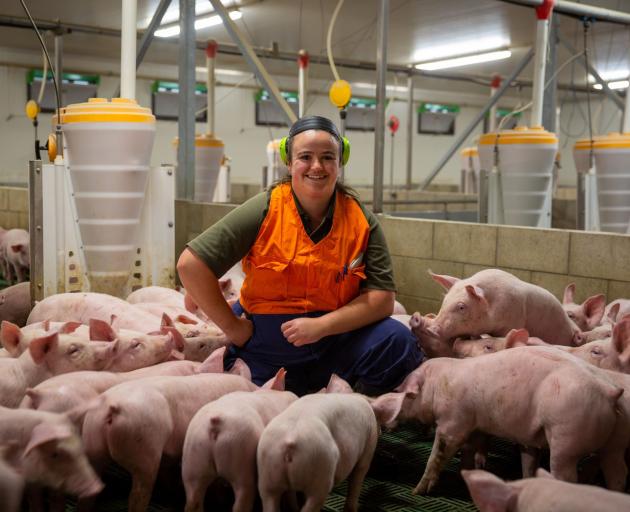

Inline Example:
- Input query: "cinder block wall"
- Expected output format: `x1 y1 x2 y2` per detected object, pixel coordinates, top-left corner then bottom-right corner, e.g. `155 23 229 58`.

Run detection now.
0 187 29 230
176 200 630 314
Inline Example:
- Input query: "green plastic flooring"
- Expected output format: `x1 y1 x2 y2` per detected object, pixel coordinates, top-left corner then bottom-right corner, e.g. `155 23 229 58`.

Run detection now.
63 424 526 511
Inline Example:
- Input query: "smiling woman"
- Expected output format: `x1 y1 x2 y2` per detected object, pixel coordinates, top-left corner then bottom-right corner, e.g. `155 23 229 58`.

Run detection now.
177 115 424 395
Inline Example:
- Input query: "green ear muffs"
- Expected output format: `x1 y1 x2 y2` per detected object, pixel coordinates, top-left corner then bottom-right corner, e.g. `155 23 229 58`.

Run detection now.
279 135 350 166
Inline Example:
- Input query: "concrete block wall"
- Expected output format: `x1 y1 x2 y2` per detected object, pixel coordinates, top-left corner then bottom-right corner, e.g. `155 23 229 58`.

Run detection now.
175 199 630 315
0 187 29 230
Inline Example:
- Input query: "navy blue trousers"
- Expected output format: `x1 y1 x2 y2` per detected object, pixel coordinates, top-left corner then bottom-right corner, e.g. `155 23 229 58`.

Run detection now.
225 302 424 396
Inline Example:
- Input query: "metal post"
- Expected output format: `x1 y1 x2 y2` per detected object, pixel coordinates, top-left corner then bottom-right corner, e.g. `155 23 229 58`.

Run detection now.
624 72 630 133
206 40 217 135
120 0 137 99
576 171 586 230
177 0 195 200
54 32 64 156
531 1 553 127
114 0 170 98
542 14 559 131
372 0 389 214
298 50 309 118
478 169 489 223
405 73 413 189
420 48 535 190
488 75 501 132
29 160 44 305
208 0 297 126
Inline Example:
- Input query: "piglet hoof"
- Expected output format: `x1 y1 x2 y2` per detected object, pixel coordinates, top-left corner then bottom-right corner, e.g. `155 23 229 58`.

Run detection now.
411 476 434 496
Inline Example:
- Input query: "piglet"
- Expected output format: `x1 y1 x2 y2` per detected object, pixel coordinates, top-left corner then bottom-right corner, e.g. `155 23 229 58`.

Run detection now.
257 375 407 512
463 468 630 512
562 283 606 331
605 299 630 325
1 320 82 357
0 406 103 499
182 369 295 512
160 314 229 362
0 330 117 407
0 282 31 327
396 346 625 493
0 446 24 512
81 372 257 511
1 229 29 284
219 262 245 306
411 269 579 357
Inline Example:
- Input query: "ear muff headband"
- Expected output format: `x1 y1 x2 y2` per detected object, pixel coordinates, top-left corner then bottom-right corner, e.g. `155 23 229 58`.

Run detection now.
279 135 350 166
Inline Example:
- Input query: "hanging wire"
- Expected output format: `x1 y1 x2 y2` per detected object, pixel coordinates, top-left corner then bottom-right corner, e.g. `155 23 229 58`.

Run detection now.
583 20 595 171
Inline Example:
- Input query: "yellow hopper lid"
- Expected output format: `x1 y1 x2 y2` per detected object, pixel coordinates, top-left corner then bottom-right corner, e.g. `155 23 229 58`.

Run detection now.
461 147 478 157
574 132 630 150
173 133 224 147
54 97 155 124
479 126 558 146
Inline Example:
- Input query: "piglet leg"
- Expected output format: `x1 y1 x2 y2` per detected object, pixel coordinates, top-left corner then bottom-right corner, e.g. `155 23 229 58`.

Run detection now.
343 442 376 512
520 446 540 478
413 428 466 495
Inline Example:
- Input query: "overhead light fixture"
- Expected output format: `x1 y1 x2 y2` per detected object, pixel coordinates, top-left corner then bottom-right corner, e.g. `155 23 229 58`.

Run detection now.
413 37 509 63
155 10 242 38
195 66 250 76
415 50 512 71
352 82 408 92
594 80 629 90
588 69 629 83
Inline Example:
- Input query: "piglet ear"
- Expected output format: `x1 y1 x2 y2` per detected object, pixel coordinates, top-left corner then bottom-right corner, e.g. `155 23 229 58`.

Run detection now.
89 319 117 342
24 423 72 456
229 359 252 381
262 368 286 391
612 317 630 367
535 468 555 480
198 347 226 374
504 328 529 349
58 321 83 334
161 313 175 328
429 271 459 291
1 321 22 356
10 244 23 254
583 294 606 330
29 333 59 364
326 374 353 394
607 303 621 324
370 392 413 428
562 283 576 304
465 285 486 304
163 327 185 352
24 388 41 409
461 469 518 512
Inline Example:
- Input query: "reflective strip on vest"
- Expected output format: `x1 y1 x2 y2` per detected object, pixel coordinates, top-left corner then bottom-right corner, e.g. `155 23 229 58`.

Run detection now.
240 183 370 314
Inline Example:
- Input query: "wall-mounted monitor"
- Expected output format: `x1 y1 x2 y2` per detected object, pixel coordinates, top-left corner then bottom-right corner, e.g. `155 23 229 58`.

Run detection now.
254 89 299 127
417 102 459 135
27 70 99 111
345 97 377 131
152 81 207 122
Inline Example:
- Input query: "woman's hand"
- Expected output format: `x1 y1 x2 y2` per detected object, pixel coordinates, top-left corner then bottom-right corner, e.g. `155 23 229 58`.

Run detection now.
224 314 254 347
281 317 325 347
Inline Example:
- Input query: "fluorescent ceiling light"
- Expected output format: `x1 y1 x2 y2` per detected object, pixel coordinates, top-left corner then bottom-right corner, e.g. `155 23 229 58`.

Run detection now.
413 36 509 63
195 66 250 76
594 80 629 90
415 50 512 71
588 69 629 83
353 82 408 92
155 10 242 38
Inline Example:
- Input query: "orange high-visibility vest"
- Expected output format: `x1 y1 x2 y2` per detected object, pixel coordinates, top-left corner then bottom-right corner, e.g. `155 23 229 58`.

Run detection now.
240 183 369 314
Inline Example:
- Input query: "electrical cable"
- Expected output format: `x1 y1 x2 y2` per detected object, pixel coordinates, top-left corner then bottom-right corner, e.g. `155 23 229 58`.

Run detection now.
326 0 345 82
19 0 61 120
37 48 48 104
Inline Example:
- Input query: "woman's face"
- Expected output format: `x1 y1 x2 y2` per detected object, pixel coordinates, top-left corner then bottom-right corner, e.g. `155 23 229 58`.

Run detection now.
288 129 340 204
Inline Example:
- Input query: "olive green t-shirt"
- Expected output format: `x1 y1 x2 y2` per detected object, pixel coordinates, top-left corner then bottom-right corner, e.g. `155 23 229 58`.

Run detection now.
188 187 396 292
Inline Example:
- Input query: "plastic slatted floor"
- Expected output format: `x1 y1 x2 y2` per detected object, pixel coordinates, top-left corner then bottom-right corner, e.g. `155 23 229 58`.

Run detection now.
64 424 525 511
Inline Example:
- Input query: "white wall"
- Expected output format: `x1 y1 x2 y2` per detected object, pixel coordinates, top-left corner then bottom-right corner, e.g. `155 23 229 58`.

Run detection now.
0 58 527 189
